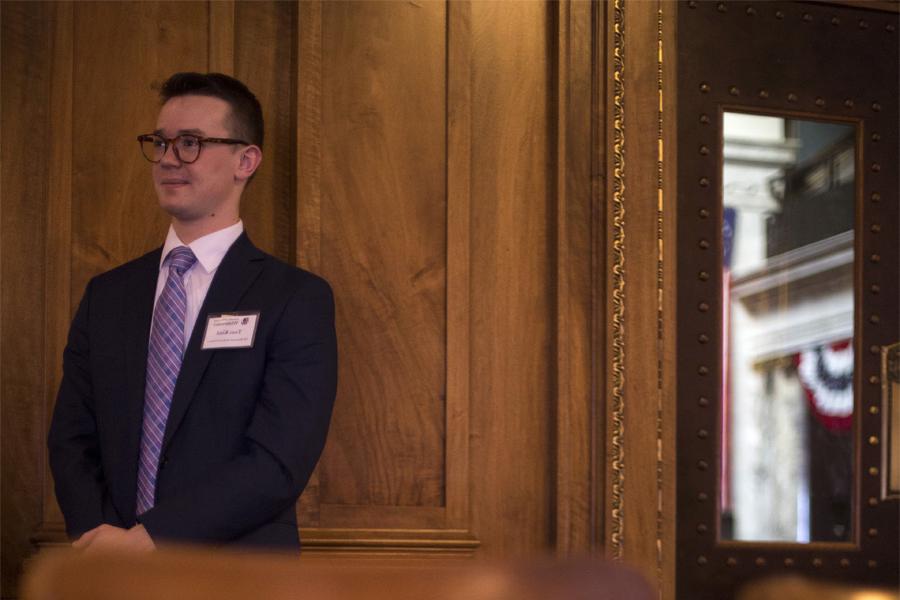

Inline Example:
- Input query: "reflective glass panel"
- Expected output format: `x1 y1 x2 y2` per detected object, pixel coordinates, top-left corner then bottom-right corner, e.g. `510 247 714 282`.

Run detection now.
720 112 855 542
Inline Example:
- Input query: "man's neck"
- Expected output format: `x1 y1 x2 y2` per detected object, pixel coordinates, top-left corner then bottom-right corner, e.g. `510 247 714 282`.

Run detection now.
172 214 241 245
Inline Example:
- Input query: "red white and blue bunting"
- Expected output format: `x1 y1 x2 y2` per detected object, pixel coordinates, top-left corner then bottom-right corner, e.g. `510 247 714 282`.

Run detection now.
795 340 853 432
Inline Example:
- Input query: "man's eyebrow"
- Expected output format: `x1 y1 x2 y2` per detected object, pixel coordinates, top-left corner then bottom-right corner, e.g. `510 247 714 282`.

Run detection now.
153 128 205 136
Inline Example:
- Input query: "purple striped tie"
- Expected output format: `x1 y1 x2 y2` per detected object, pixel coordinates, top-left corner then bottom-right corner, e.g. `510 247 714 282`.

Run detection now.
136 246 196 515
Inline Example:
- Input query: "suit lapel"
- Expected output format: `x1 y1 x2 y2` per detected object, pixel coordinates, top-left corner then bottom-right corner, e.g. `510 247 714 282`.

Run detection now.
161 233 266 453
122 248 162 514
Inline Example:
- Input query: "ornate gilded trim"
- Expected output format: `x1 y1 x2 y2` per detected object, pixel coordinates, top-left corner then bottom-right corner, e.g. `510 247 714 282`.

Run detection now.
655 2 665 592
610 0 626 561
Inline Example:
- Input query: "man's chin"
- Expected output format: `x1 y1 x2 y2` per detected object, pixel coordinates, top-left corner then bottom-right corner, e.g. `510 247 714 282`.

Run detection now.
157 199 201 222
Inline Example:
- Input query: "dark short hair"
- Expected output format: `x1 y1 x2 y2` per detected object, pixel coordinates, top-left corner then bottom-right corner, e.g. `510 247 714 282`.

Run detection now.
160 72 264 149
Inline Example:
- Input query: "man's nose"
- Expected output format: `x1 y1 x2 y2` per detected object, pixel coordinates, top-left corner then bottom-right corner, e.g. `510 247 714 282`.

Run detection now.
158 143 182 167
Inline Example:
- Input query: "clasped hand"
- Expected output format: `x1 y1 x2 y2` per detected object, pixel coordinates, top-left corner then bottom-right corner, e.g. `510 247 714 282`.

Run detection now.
73 523 156 552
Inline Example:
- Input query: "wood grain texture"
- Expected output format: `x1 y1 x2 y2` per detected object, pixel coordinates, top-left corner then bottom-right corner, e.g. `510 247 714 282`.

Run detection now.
316 1 448 508
445 0 472 531
207 0 234 75
234 0 295 261
42 0 74 532
554 0 597 557
1 4 54 595
70 1 209 301
468 0 554 557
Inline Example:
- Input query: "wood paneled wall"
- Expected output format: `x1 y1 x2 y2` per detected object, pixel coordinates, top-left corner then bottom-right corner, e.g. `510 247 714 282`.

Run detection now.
2 1 685 598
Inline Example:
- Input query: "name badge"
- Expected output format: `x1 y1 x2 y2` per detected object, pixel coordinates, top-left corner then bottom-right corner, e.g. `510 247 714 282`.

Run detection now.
202 311 260 350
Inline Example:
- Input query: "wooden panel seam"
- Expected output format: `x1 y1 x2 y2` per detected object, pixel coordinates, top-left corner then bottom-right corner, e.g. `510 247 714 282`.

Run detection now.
39 0 74 538
446 0 472 533
208 0 235 75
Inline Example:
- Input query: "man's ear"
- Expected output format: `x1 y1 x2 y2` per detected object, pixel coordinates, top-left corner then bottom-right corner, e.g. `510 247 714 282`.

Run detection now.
235 145 262 182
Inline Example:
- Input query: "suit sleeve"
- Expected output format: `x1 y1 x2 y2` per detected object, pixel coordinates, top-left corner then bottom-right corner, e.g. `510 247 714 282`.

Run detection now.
138 275 338 543
47 279 109 539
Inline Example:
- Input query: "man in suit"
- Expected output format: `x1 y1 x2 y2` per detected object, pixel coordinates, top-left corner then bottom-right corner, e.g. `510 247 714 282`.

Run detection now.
48 72 337 552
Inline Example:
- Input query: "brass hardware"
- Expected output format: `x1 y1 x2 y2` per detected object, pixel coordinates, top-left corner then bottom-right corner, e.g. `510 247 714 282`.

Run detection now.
699 114 710 124
698 270 709 281
755 557 767 567
697 459 708 470
699 239 710 249
872 102 882 112
870 315 881 324
787 92 798 102
699 145 709 156
869 405 880 415
867 528 878 537
775 10 784 19
871 345 881 355
698 334 709 344
697 491 708 501
868 560 878 568
716 2 726 12
697 429 708 439
815 98 825 107
746 7 756 16
812 558 823 568
802 13 812 23
869 435 879 446
887 24 896 32
726 557 737 567
758 89 769 99
698 208 710 218
696 523 708 534
699 176 710 187
729 86 740 96
784 558 795 567
699 82 711 94
871 224 881 233
869 466 880 476
870 253 881 263
698 396 709 407
871 163 881 173
697 556 708 566
840 559 850 568
868 496 878 506
688 0 697 7
844 98 855 108
698 366 709 376
870 375 881 385
698 302 709 312
831 16 840 26
871 192 881 202
872 133 881 142
871 284 881 294
859 19 869 30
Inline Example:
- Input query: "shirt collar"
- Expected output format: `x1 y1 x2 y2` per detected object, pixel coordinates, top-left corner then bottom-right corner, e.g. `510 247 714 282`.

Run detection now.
160 220 244 274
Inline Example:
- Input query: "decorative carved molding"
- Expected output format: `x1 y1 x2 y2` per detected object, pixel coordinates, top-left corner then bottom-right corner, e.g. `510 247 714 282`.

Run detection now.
654 2 666 588
609 0 626 562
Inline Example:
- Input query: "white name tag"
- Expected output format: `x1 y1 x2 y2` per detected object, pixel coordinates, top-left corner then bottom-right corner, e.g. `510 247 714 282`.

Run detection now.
202 312 260 350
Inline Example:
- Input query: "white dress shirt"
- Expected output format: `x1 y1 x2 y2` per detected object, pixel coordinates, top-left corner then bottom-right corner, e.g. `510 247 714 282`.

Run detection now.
154 220 244 346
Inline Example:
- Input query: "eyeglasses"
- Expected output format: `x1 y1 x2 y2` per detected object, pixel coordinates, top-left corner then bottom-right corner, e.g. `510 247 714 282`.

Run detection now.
136 133 249 164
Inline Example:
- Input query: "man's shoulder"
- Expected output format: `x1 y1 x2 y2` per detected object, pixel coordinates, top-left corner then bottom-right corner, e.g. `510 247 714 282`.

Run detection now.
88 247 161 291
255 249 333 300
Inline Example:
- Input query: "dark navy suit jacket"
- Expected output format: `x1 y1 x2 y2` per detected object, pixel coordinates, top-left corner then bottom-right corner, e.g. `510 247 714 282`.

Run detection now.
48 233 337 550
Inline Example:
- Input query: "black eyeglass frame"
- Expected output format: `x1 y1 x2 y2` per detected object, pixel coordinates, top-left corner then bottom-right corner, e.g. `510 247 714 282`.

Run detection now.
136 133 250 164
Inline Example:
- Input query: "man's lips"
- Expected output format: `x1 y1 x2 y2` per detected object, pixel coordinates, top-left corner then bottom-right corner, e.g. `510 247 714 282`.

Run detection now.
160 179 189 186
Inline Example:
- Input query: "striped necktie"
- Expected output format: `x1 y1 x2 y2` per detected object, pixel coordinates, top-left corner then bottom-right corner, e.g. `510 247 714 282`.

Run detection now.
136 245 197 515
